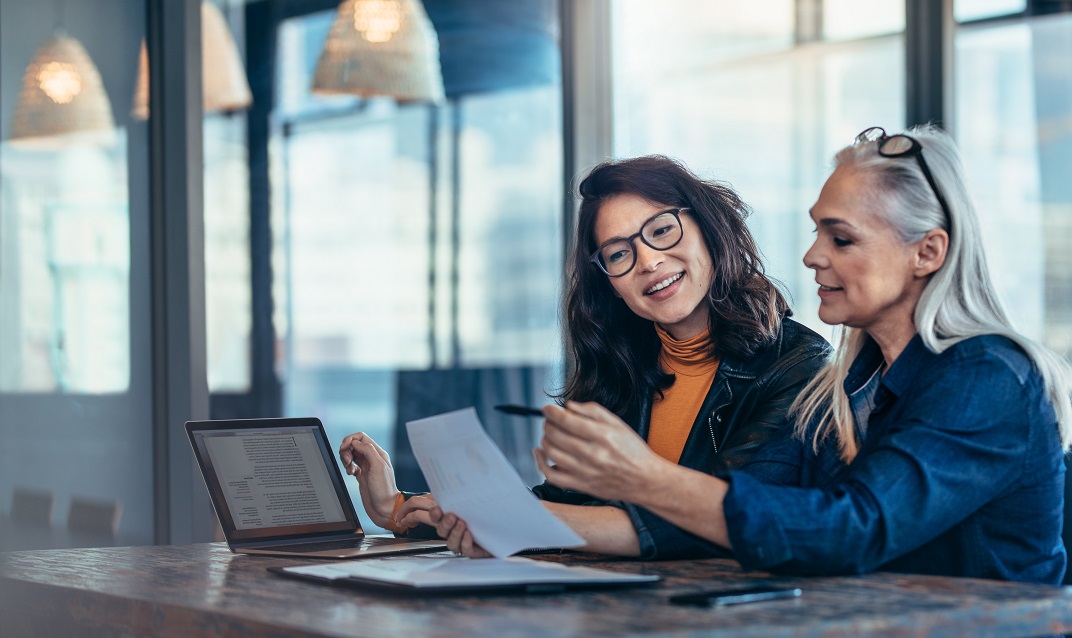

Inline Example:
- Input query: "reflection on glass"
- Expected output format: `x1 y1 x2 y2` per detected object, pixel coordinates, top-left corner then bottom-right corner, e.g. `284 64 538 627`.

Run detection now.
282 107 433 371
612 0 794 75
273 6 563 527
823 0 905 41
204 113 252 393
955 0 1026 22
613 1 902 338
456 87 562 367
955 14 1072 359
0 139 130 393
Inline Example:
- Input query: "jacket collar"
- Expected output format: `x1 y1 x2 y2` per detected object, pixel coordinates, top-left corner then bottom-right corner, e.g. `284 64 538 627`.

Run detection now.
717 320 789 381
844 332 934 399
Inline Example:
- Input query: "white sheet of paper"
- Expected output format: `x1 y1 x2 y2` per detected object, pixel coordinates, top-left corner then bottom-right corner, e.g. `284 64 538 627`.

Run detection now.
406 407 584 557
283 556 657 588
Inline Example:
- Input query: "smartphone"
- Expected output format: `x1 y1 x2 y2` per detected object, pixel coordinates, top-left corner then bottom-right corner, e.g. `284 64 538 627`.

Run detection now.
669 586 802 607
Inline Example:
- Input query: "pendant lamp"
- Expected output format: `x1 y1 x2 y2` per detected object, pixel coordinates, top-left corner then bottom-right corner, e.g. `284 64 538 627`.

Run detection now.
312 0 445 103
132 1 253 119
8 32 116 145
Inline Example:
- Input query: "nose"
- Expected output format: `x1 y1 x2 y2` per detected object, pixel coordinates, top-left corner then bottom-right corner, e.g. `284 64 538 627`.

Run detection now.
803 237 825 271
634 241 665 273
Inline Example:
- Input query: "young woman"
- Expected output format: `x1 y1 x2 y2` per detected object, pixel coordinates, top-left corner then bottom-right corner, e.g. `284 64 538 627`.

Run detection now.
481 125 1071 583
340 155 831 556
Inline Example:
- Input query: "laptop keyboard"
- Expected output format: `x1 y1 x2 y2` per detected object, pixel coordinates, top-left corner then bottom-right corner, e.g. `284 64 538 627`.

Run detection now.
268 536 417 553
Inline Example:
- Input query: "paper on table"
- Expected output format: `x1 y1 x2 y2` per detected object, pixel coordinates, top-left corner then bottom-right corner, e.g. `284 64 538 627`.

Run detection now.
406 407 584 557
282 556 658 588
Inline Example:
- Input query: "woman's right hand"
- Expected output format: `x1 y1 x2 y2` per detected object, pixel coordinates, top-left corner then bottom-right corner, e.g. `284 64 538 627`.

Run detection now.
429 507 492 558
337 432 400 529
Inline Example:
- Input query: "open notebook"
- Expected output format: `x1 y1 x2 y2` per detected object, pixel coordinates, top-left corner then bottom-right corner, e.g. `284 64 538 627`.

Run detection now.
185 417 446 558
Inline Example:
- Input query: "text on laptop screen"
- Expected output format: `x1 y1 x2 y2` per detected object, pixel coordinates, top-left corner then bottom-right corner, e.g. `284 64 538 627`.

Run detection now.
186 418 365 545
201 428 347 530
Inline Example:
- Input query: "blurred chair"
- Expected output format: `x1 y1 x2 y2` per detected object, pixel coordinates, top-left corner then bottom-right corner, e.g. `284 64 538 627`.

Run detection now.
10 487 54 526
67 496 122 536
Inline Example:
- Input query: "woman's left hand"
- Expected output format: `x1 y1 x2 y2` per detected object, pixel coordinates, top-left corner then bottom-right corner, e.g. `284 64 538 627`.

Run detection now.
535 401 670 502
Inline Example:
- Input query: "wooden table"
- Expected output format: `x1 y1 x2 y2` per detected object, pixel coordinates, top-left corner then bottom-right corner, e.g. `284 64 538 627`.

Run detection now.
2 543 1072 637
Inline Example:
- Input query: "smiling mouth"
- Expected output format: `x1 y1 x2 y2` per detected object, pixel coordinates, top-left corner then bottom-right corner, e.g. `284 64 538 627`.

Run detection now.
818 284 843 292
646 273 683 295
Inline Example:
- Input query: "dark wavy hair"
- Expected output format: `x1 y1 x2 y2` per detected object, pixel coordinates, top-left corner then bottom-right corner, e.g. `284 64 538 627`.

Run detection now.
554 155 789 419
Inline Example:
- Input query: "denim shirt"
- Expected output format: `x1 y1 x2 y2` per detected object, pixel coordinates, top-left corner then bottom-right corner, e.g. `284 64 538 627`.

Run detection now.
723 333 1066 584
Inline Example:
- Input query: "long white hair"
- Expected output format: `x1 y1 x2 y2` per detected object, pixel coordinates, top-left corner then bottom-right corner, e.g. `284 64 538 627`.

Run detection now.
791 124 1072 461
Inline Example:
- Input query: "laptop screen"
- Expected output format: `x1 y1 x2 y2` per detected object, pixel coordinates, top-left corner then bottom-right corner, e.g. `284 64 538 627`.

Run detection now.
186 417 363 543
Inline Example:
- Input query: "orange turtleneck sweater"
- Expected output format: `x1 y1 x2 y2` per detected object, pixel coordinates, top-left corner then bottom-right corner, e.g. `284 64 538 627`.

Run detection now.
648 325 720 464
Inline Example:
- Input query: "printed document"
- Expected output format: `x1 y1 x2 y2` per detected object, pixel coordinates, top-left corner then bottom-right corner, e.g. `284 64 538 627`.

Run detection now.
280 555 658 589
406 408 584 557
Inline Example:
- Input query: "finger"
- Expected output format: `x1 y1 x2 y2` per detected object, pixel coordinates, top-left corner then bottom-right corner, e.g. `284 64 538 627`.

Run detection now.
564 400 615 419
347 438 385 471
535 446 589 491
537 431 587 473
543 406 602 446
338 435 356 469
533 446 559 472
541 419 591 456
461 530 489 558
357 434 392 466
396 508 433 529
433 511 456 539
445 518 467 553
340 433 377 474
395 495 434 520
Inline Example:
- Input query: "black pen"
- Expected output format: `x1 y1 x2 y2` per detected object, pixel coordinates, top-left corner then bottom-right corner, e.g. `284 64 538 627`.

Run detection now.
493 404 545 417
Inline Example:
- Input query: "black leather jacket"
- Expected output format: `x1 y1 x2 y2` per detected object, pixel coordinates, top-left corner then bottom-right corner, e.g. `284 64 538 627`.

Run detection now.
532 317 831 520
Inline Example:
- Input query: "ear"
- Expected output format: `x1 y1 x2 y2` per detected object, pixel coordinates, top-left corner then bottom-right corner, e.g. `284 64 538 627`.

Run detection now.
913 229 948 278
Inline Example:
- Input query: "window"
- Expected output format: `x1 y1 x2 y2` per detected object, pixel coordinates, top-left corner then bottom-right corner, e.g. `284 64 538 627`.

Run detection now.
271 3 563 525
204 113 252 393
0 0 154 547
955 12 1072 356
0 140 131 393
612 0 904 339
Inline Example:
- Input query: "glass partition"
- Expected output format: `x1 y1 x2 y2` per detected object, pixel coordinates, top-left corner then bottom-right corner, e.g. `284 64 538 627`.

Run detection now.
272 2 564 525
955 12 1072 356
0 0 153 548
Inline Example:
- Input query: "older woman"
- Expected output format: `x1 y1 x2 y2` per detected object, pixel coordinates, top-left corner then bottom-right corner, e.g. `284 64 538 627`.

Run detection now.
437 125 1071 584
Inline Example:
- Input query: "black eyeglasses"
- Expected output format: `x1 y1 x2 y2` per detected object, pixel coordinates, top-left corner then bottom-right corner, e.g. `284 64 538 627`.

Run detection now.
589 208 688 277
854 126 951 223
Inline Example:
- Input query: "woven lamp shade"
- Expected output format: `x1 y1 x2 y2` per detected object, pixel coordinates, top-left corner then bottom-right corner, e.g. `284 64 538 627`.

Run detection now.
312 0 445 103
132 1 252 119
9 33 116 143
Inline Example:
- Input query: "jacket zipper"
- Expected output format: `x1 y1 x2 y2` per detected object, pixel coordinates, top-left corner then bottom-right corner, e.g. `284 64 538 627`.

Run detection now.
707 414 721 454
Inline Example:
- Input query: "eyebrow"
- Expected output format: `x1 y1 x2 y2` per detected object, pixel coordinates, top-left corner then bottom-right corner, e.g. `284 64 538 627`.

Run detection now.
809 212 856 230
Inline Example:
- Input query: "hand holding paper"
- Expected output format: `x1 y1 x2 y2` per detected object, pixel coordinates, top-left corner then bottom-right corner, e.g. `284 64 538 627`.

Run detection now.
406 408 584 557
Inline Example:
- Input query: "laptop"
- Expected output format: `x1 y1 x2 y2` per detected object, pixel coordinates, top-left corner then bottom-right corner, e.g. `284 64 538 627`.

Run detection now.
185 417 447 558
